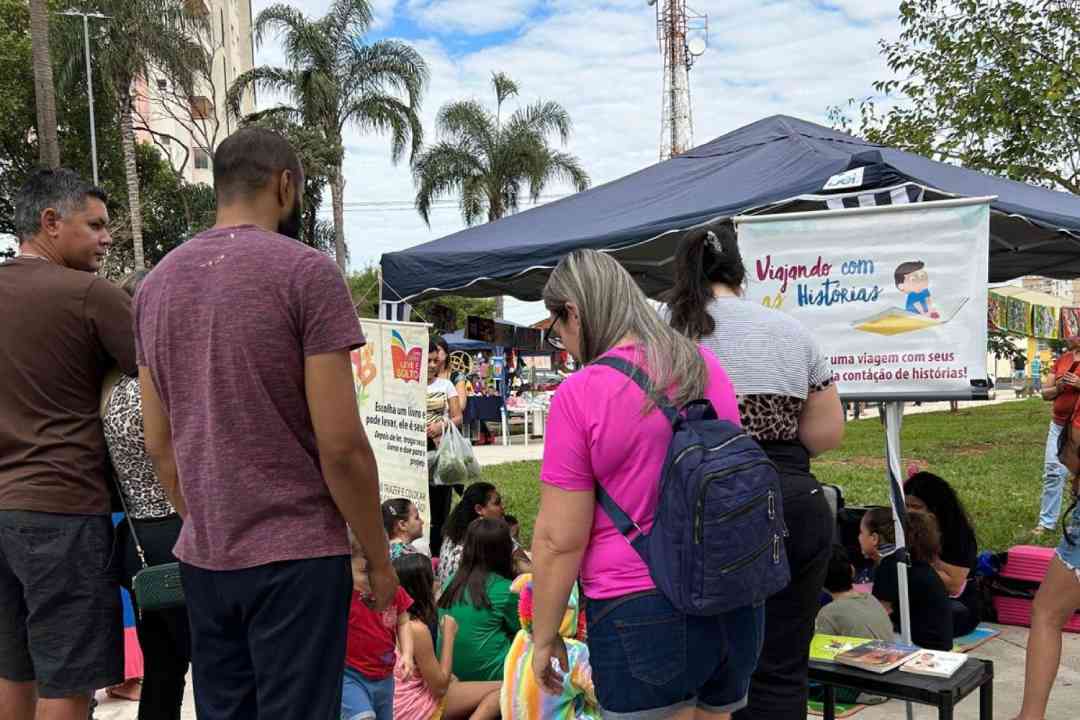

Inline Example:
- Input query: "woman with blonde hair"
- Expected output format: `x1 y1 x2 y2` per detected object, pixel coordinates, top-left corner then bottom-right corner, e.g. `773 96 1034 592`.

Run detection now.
529 250 763 719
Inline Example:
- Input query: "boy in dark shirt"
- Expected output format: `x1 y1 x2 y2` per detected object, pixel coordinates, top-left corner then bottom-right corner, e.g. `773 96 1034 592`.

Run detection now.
872 511 953 651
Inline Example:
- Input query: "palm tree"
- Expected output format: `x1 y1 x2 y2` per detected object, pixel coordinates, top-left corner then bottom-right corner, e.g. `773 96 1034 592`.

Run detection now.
229 0 428 272
29 0 60 167
412 72 590 317
56 0 206 270
412 73 590 224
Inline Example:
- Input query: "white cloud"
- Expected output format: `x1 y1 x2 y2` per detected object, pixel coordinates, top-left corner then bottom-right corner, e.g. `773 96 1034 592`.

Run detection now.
245 0 904 325
407 0 541 35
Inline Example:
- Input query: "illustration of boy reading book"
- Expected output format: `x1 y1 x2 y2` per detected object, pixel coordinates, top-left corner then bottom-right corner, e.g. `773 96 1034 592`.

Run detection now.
895 261 940 319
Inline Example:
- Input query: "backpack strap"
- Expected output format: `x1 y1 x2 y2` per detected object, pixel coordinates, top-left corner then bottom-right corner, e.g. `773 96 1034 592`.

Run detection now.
591 356 678 558
595 482 650 557
592 357 679 426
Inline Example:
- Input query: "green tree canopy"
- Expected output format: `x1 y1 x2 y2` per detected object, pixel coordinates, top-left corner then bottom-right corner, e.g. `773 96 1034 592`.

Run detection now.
831 0 1080 193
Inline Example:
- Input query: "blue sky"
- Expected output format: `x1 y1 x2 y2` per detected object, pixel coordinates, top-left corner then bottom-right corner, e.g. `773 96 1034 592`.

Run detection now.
262 1 907 322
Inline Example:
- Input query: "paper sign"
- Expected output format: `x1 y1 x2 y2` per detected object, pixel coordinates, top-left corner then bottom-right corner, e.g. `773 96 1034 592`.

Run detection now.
352 320 431 540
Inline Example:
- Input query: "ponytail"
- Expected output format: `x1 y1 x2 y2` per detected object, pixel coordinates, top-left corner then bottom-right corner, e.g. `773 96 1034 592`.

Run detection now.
665 221 747 340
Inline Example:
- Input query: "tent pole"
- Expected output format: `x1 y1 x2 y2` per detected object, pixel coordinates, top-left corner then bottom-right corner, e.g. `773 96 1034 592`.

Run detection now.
377 265 384 315
883 400 913 720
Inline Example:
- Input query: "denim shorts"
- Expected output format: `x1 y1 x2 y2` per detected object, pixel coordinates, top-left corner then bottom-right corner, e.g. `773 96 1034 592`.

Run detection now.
585 590 765 720
1057 499 1080 581
342 667 395 720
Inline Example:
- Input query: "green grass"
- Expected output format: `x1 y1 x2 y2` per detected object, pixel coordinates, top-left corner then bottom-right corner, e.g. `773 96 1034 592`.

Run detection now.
487 399 1065 553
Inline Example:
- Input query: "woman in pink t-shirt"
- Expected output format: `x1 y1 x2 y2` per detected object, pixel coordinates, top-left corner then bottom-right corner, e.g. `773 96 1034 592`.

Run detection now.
529 250 765 720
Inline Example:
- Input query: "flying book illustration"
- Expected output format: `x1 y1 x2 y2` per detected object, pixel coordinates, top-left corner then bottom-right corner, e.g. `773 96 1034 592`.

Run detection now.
854 298 969 336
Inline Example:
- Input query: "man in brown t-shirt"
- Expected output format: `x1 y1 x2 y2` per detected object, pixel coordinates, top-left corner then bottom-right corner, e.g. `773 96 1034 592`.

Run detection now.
135 128 396 720
0 169 135 720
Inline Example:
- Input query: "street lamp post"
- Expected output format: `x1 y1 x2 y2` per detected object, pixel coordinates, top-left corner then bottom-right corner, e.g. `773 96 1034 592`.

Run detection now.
59 10 108 186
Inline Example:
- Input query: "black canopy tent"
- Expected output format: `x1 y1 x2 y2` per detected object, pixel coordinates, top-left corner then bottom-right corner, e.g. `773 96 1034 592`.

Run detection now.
380 115 1080 304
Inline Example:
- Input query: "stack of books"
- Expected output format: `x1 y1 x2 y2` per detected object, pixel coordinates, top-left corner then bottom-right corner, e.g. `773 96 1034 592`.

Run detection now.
811 634 971 678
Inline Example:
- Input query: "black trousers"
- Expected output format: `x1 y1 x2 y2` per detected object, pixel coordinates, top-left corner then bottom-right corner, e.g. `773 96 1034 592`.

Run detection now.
428 484 454 557
735 444 834 720
117 515 190 720
180 555 352 720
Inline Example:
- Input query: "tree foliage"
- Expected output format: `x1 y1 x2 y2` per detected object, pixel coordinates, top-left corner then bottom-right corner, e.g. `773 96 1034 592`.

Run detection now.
830 0 1080 193
987 329 1025 361
412 72 591 226
0 0 213 273
347 265 495 325
229 0 429 270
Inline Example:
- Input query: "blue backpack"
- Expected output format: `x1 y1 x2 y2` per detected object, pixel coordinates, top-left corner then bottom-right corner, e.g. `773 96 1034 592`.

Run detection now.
594 357 791 615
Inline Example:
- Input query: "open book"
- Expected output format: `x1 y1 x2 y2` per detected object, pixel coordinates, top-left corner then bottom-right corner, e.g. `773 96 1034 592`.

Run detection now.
854 298 969 336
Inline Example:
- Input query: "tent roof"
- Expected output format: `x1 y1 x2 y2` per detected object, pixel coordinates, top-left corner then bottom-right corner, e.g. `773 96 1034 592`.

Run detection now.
440 330 493 351
381 115 1080 303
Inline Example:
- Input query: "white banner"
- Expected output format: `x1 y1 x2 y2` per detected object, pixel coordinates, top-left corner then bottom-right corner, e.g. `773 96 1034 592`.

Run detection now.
352 320 431 541
736 199 991 399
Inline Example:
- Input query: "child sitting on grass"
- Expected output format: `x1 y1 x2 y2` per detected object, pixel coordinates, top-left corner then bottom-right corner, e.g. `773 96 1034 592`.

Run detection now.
816 544 894 641
392 553 501 719
384 498 424 560
343 533 414 720
862 508 954 651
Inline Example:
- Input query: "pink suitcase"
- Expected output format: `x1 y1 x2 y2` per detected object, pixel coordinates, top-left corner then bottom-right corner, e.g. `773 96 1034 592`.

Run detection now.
1001 545 1056 583
994 596 1080 633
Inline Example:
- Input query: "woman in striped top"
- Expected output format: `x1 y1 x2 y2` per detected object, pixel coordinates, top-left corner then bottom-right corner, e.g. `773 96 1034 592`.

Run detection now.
666 221 845 720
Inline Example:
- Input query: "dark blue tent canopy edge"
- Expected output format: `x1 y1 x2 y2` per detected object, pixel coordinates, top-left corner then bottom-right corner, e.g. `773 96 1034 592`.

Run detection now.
381 115 1080 303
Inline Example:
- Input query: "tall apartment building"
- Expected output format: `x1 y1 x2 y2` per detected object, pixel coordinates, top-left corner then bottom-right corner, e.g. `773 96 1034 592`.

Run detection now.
134 0 255 185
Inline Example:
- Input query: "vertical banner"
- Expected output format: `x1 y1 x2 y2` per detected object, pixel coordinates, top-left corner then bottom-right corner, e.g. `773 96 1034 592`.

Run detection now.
352 320 431 541
736 198 991 399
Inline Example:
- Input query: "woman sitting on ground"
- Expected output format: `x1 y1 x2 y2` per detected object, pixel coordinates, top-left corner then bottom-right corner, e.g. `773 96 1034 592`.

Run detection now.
865 509 953 651
903 472 980 636
393 554 502 720
437 483 530 593
383 498 424 560
437 518 521 682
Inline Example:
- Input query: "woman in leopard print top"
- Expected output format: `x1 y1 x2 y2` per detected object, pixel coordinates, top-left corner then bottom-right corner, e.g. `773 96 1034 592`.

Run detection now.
666 222 845 720
102 270 191 720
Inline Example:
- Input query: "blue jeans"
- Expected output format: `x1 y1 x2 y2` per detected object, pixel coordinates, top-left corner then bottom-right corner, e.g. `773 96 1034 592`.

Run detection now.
341 667 394 720
1041 422 1069 529
585 591 764 719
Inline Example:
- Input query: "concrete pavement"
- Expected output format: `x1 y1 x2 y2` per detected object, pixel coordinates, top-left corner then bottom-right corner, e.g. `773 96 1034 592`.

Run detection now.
91 623 1080 719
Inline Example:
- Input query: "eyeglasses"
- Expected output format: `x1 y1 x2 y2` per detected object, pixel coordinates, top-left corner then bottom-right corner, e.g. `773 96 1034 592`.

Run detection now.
546 308 567 350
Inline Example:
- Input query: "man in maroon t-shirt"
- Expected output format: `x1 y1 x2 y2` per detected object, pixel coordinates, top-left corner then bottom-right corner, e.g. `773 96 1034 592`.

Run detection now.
135 128 396 720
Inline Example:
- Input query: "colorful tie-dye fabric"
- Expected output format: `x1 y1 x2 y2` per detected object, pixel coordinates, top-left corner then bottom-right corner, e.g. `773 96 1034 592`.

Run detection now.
501 574 602 720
